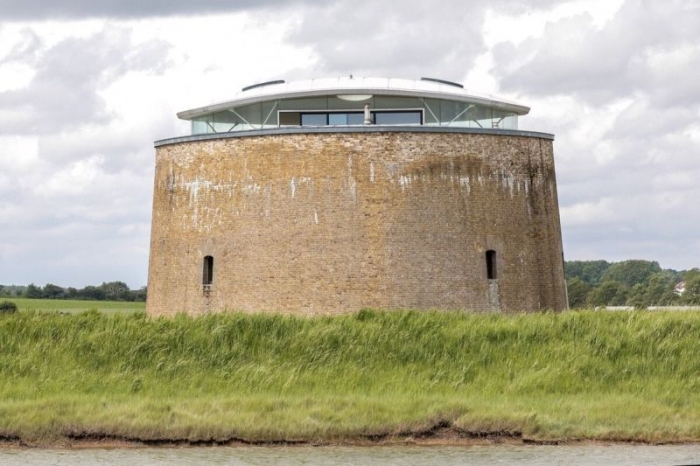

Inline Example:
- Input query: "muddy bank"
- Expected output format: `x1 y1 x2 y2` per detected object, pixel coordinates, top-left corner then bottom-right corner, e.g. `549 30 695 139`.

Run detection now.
2 421 697 449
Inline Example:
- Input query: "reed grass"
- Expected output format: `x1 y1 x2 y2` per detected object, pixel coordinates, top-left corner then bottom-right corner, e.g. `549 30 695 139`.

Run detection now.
1 309 699 443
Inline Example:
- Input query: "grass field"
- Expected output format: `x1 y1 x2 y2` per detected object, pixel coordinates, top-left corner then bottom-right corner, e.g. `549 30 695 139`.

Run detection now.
0 297 145 313
1 309 699 445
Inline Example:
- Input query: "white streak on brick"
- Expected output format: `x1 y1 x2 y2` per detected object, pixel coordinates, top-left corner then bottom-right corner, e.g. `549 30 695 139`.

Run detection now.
459 175 470 194
349 177 357 202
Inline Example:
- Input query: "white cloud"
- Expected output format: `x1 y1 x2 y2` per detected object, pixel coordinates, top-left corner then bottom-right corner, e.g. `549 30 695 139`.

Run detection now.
483 0 625 47
480 0 700 270
561 197 617 226
36 156 103 197
0 63 36 92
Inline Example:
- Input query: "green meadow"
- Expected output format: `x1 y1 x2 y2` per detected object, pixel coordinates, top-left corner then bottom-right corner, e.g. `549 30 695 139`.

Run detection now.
1 309 699 444
0 298 145 314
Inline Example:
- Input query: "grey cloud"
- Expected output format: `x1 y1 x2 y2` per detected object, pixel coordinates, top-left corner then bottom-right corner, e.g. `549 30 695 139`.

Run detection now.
554 117 700 269
0 26 172 135
558 159 700 269
34 110 183 172
0 145 154 287
630 45 700 109
555 115 700 204
562 228 698 269
0 216 151 288
605 100 698 141
492 0 700 107
0 0 303 20
489 0 700 269
0 25 174 288
0 0 564 21
286 0 562 82
0 28 42 65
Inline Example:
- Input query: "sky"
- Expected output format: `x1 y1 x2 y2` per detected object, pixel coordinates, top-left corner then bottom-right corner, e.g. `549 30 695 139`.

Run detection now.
0 0 699 289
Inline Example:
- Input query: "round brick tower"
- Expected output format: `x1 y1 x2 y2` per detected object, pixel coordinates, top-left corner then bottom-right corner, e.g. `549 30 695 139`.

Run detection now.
147 77 567 315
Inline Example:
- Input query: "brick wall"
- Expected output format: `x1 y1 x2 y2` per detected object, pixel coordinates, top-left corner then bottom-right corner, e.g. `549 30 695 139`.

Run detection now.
147 130 567 316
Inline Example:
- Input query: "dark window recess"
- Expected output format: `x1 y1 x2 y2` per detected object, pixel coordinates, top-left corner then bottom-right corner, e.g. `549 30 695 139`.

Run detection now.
203 256 214 285
486 250 497 280
279 112 301 126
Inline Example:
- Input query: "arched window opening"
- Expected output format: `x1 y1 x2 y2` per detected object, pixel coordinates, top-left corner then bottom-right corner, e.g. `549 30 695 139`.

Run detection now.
203 256 214 285
486 250 497 280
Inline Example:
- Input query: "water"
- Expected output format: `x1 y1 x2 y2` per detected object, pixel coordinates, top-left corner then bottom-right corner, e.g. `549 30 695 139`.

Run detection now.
1 445 700 465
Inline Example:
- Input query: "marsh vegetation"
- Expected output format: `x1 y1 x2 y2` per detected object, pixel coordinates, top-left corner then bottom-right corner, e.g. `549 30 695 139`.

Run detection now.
1 309 699 444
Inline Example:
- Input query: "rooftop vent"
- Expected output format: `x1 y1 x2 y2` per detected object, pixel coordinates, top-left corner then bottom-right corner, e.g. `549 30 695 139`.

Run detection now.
241 80 285 92
420 77 464 89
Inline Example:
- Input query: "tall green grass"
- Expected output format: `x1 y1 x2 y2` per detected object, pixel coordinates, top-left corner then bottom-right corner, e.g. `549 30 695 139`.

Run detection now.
1 309 699 443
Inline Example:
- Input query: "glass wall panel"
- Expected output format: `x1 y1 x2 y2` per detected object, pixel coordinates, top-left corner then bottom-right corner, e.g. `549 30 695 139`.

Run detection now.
422 98 441 125
501 113 518 129
279 97 328 111
491 110 505 129
210 121 234 132
347 113 365 125
471 105 493 128
227 103 262 130
192 119 210 134
328 113 347 125
375 111 421 125
374 96 424 110
463 105 480 128
327 112 365 125
301 113 328 125
261 100 279 128
212 110 238 124
512 114 518 129
440 100 467 126
205 108 242 132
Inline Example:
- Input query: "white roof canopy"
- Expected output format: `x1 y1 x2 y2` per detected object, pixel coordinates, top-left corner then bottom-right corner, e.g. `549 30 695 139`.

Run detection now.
177 77 530 120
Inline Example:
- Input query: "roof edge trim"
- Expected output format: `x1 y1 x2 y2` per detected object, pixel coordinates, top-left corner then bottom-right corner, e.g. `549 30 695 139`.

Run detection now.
155 126 554 147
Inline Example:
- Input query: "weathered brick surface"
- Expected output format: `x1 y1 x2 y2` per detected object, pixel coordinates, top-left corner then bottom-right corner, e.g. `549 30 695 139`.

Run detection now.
147 131 567 316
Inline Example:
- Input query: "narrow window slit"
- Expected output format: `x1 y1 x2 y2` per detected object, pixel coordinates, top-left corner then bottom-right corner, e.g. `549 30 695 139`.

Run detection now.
486 250 497 280
203 256 214 285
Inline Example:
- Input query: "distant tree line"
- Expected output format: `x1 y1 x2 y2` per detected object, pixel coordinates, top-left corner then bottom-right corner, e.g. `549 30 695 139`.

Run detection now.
2 261 698 308
0 282 146 302
566 260 700 309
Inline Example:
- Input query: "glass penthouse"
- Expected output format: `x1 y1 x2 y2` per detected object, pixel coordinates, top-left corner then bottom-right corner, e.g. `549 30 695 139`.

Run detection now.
176 76 529 135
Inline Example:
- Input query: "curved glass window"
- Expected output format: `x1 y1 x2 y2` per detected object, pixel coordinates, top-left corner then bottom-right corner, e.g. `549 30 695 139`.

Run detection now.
190 95 517 134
